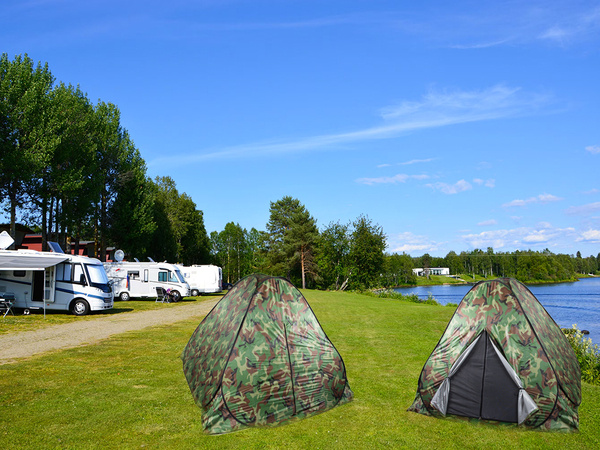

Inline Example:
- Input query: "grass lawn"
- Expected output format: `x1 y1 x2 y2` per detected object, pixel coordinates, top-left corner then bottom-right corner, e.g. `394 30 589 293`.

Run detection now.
1 290 599 449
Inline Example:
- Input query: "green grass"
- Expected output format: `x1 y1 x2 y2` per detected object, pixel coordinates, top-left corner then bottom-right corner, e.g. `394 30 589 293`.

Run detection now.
1 290 599 449
0 295 223 335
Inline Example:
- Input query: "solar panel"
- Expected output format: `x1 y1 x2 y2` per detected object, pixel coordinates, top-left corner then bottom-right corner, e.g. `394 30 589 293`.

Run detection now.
47 242 64 253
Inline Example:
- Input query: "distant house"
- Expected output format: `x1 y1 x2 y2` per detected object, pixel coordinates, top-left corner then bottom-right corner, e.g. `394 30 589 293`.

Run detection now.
413 267 450 277
0 225 115 261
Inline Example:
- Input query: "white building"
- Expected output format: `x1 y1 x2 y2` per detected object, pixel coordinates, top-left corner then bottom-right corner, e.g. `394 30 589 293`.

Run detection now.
412 267 450 277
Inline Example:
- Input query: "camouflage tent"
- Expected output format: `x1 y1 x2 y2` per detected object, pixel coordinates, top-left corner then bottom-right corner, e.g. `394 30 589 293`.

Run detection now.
408 278 581 432
181 273 353 434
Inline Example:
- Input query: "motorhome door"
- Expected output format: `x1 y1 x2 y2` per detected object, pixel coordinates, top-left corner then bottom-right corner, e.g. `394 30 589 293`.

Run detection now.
44 266 56 302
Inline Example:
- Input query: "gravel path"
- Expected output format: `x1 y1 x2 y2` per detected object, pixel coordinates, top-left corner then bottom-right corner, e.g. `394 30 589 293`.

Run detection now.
0 298 219 365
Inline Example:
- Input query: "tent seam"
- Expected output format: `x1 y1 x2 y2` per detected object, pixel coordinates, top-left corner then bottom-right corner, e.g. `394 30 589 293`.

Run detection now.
215 275 265 427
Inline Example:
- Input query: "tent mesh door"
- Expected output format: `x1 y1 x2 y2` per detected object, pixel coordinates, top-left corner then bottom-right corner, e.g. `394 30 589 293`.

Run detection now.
447 331 520 423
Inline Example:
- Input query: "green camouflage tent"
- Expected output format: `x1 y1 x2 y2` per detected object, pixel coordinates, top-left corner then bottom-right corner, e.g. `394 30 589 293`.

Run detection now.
181 273 353 434
408 278 581 432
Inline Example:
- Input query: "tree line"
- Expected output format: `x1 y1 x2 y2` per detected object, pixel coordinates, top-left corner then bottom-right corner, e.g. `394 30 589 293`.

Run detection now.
1 53 209 264
210 196 599 289
2 53 598 290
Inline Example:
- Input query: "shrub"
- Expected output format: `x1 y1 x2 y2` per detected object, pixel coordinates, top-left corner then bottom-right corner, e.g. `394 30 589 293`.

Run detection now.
362 289 441 306
563 324 600 385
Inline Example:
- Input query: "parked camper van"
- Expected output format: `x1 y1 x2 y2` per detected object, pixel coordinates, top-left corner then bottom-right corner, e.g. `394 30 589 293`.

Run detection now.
104 261 190 301
178 265 222 296
0 249 114 316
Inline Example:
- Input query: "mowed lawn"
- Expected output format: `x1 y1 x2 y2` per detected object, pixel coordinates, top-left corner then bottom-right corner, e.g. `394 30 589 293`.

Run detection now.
1 291 600 449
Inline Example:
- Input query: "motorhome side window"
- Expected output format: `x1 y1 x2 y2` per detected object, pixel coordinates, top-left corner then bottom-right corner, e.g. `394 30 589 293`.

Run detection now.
158 271 168 283
128 271 140 280
73 264 86 284
13 270 26 277
56 263 72 282
168 271 178 283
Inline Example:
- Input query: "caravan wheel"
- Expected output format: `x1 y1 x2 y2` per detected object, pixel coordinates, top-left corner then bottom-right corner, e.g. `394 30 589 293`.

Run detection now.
119 292 130 301
71 299 90 316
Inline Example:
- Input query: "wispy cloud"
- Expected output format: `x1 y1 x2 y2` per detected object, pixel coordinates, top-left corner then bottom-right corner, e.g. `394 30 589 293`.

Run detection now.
473 178 495 188
356 173 429 185
427 179 472 195
566 202 600 215
478 219 498 226
586 145 600 154
400 158 434 165
462 225 576 250
503 193 562 207
388 231 441 254
151 84 551 167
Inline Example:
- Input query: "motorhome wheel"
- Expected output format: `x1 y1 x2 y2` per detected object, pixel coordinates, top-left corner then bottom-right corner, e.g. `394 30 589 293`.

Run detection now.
119 292 130 301
71 299 90 316
171 290 181 302
191 289 199 297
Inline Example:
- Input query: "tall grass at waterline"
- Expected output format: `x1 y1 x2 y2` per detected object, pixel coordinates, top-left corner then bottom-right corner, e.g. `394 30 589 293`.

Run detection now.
1 290 599 449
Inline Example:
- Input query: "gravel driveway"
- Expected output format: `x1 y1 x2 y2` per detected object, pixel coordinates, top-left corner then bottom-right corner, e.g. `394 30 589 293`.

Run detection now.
0 298 219 365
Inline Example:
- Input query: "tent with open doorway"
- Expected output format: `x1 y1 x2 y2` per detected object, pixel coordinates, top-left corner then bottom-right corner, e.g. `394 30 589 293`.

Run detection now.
408 278 581 431
181 273 353 434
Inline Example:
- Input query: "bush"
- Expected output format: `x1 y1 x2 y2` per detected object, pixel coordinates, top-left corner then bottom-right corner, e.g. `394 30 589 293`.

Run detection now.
563 324 600 385
362 289 441 306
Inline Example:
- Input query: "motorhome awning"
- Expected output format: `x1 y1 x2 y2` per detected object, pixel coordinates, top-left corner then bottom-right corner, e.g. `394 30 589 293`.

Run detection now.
0 252 70 271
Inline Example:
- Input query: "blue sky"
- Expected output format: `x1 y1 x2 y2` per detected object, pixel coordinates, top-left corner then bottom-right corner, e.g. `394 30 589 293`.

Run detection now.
3 0 600 257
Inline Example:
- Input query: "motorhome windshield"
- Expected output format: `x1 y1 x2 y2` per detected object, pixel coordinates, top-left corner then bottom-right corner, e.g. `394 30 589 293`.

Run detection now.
85 264 111 292
174 269 186 283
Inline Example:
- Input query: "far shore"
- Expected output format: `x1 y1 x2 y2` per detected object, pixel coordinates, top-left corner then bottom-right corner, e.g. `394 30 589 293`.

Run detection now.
389 273 595 289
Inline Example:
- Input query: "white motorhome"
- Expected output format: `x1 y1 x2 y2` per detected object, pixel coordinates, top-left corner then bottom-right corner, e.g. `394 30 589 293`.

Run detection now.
0 248 114 316
104 261 190 302
178 264 222 296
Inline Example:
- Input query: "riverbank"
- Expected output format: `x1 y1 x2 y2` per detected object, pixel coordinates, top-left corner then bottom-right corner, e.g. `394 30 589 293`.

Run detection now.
394 273 590 288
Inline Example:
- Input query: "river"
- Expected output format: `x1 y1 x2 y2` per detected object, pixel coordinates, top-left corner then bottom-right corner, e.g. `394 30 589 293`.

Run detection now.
394 277 600 343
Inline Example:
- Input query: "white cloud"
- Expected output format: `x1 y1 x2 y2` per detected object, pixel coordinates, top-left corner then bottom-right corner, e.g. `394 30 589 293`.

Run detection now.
577 229 600 243
377 163 392 168
150 84 552 166
461 225 576 250
566 202 600 215
586 145 600 154
473 178 495 188
400 158 434 165
388 232 440 254
427 179 472 195
478 219 498 226
356 173 429 185
503 193 562 207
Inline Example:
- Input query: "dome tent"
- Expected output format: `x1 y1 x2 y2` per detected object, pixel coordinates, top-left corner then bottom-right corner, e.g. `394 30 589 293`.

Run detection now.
408 278 581 432
181 273 353 434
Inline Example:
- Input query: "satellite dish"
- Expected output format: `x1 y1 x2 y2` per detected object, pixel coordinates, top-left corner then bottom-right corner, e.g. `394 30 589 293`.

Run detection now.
0 231 14 250
115 249 125 262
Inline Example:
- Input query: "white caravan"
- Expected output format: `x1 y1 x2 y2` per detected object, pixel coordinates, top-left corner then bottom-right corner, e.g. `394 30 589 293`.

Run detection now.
104 261 190 301
0 248 114 316
178 265 222 296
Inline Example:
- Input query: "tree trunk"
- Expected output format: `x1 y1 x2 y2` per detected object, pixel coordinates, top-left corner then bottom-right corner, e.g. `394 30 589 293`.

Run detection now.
301 246 306 289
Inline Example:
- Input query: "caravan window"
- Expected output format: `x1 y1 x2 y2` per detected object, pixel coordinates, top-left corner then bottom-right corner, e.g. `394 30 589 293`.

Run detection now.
56 263 72 282
73 264 86 284
158 271 168 283
128 271 140 280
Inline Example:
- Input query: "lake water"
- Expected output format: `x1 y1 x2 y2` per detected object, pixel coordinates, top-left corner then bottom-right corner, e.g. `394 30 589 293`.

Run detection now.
394 277 600 343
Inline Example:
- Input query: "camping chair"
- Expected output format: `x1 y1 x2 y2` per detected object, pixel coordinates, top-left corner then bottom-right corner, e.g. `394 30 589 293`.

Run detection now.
0 293 15 318
155 287 170 303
